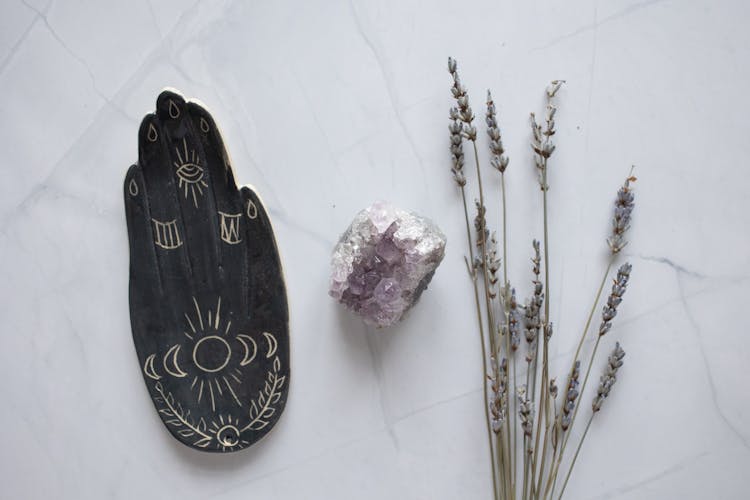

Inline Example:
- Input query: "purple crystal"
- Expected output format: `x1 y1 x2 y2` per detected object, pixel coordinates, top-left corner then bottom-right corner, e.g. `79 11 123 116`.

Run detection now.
329 201 446 328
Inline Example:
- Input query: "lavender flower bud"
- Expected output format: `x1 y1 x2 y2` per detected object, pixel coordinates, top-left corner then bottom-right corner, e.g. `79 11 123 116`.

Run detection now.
489 356 508 433
486 90 510 173
592 342 626 412
509 288 520 351
546 80 565 98
561 361 580 432
474 201 488 249
550 378 558 400
607 174 636 254
518 386 534 439
599 263 632 336
449 115 465 187
448 57 457 74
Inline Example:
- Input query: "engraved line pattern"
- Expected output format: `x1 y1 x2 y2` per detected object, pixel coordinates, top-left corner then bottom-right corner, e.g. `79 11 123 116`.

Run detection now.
147 123 158 142
154 381 211 448
168 99 180 119
143 354 161 380
219 211 242 244
145 297 285 450
242 355 285 432
152 218 183 249
246 199 258 219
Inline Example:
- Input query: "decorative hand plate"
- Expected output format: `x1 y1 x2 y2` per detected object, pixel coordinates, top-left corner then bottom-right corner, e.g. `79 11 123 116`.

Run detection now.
124 90 289 452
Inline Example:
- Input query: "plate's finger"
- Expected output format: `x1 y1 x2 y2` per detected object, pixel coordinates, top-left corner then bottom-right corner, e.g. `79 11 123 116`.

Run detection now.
186 101 237 192
186 101 246 313
155 90 221 293
137 112 192 303
240 186 289 327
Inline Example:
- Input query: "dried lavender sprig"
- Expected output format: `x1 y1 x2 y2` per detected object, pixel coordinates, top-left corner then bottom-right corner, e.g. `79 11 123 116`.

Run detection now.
449 111 466 187
560 361 580 432
524 240 544 369
486 90 510 173
529 82 562 191
547 265 634 498
490 357 511 499
448 58 487 228
474 200 499 359
507 285 520 496
474 200 489 253
509 288 520 352
448 57 477 138
519 385 535 500
487 232 501 299
518 386 534 440
592 342 625 412
524 281 543 364
489 356 507 433
546 172 639 497
487 89 516 495
607 174 636 254
599 263 632 336
446 67 498 500
557 344 626 499
549 377 559 444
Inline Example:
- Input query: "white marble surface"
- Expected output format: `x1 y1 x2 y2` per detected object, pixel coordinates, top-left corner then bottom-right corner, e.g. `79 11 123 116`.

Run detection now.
1 0 748 498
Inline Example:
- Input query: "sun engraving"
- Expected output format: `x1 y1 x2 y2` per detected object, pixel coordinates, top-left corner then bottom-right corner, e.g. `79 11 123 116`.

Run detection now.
144 296 286 450
174 137 208 207
210 414 249 451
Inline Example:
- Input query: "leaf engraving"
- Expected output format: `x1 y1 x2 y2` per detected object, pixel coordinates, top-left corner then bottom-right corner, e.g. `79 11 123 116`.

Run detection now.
242 356 286 432
154 382 211 446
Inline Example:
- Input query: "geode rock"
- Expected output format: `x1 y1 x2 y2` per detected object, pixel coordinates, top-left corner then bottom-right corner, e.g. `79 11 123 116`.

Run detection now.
329 201 446 328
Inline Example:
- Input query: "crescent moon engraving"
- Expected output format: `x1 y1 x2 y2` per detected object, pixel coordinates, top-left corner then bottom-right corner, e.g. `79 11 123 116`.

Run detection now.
236 334 257 366
143 354 161 380
262 331 278 358
164 344 188 378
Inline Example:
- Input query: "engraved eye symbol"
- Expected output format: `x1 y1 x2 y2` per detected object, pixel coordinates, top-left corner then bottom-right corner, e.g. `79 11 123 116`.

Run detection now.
174 138 208 207
176 162 204 183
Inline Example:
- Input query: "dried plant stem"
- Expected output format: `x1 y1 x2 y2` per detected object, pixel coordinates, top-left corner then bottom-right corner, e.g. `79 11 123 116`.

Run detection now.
500 172 516 499
471 136 512 500
571 261 613 383
547 337 601 500
471 140 496 356
543 260 612 499
500 425 513 500
497 431 508 499
556 414 593 499
460 187 500 500
512 355 518 495
522 435 531 500
529 157 550 500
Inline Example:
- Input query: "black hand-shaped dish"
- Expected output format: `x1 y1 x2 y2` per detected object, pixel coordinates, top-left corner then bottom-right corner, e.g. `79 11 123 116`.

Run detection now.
124 90 289 452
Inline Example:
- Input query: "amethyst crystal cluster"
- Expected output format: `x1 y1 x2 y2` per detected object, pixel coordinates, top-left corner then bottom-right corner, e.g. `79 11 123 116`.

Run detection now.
329 201 447 328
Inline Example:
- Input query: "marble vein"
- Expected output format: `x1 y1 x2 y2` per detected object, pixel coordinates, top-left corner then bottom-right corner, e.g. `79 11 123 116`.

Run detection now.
532 0 667 51
675 269 750 451
0 0 201 227
585 451 710 500
347 0 430 199
0 12 39 76
18 0 133 120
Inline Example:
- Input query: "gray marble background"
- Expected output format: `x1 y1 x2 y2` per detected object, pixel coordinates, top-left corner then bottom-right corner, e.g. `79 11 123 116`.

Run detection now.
1 0 748 498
